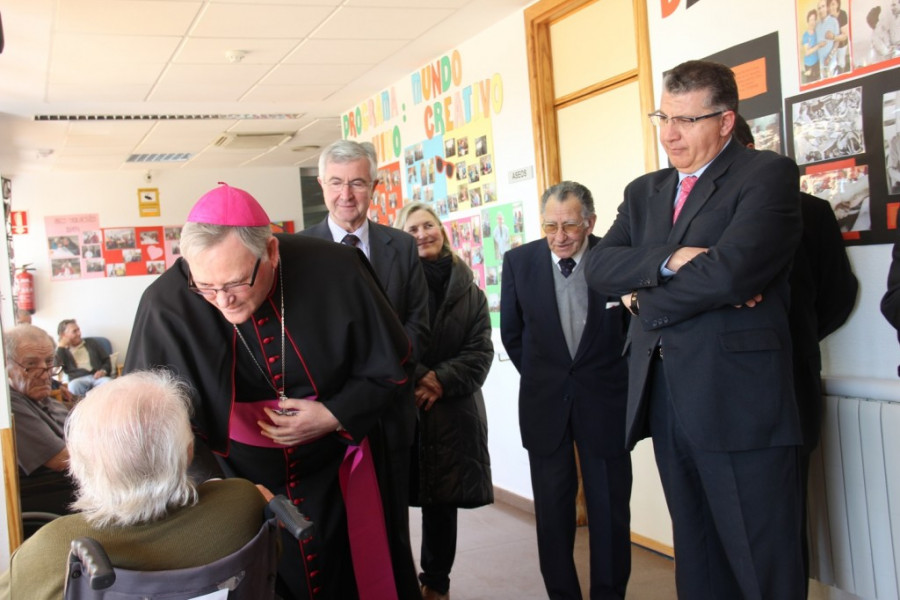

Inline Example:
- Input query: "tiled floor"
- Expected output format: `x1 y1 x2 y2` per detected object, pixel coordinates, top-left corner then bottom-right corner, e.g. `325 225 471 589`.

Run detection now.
409 502 858 599
409 503 676 599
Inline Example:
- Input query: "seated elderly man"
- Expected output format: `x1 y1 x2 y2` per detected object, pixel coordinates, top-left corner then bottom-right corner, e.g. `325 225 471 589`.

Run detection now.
4 324 75 516
0 370 269 600
54 319 112 396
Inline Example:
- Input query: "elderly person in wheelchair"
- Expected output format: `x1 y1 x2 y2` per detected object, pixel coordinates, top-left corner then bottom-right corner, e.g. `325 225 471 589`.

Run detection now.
0 370 273 599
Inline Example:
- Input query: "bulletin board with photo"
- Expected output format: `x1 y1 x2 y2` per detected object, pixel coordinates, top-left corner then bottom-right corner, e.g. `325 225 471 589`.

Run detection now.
103 226 167 277
785 66 900 244
369 162 403 226
44 215 187 281
402 136 448 215
45 214 102 281
704 32 786 154
795 0 900 92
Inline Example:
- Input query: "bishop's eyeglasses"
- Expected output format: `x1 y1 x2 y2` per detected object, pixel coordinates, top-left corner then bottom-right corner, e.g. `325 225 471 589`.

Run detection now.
188 258 261 298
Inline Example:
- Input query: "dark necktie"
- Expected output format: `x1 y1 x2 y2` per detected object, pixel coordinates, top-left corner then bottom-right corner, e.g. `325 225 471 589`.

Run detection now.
559 257 576 278
341 234 360 247
673 175 697 223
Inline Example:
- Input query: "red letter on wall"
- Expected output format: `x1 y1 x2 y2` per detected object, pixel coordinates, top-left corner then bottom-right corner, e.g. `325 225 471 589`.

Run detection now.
661 0 679 18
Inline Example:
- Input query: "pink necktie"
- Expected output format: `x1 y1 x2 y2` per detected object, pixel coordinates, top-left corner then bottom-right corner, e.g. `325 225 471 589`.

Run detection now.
673 175 697 223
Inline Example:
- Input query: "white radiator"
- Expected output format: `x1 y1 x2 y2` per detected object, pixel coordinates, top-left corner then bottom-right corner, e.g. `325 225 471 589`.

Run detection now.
809 381 900 600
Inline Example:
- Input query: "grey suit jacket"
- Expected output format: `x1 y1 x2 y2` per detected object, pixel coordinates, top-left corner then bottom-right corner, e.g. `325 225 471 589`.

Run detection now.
585 141 803 452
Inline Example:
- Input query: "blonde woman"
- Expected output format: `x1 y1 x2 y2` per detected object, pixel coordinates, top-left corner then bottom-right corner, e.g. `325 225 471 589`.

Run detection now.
395 202 494 600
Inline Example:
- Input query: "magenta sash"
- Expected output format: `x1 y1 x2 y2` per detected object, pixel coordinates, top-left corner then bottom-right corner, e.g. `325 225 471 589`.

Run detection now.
339 438 398 600
228 398 286 448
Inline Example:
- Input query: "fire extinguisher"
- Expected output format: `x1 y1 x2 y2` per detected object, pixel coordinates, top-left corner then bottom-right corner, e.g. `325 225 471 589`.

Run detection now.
14 264 35 314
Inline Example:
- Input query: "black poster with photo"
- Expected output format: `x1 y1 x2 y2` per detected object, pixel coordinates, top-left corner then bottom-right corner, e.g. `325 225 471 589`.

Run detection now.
705 32 786 155
785 66 900 246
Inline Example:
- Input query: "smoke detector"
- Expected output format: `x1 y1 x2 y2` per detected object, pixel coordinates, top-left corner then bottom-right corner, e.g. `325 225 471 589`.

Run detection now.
225 49 247 64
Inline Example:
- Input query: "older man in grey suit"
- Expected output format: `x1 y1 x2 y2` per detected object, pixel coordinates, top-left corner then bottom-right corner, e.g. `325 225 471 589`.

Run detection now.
302 139 429 600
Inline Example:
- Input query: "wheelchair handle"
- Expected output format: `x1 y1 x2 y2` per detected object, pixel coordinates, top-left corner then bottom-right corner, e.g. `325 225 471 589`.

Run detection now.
268 495 315 541
70 537 117 590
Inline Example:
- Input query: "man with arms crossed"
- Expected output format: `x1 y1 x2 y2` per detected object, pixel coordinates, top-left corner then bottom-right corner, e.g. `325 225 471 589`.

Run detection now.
585 60 804 599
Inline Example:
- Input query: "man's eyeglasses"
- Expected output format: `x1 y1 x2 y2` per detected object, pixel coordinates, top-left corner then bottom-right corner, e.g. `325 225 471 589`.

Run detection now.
326 178 371 193
542 221 587 236
188 258 261 299
647 110 724 128
11 359 63 378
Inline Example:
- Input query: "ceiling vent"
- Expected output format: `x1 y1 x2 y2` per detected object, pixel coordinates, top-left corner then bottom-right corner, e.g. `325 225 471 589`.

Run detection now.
34 113 304 122
213 132 294 150
126 152 193 163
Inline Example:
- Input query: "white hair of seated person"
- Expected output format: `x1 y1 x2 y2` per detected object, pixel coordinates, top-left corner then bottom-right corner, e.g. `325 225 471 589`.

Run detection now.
65 370 198 528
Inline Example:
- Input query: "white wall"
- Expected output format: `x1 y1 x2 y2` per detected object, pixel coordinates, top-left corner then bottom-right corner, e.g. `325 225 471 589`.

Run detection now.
9 168 303 356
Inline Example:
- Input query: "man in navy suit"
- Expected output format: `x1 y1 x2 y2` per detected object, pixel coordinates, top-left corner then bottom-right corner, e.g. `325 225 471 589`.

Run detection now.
302 139 428 600
734 113 858 592
501 181 631 599
585 61 805 599
883 241 900 370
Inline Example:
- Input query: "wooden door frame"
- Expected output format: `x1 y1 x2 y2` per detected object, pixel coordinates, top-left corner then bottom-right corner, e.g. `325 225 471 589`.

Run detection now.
524 0 659 200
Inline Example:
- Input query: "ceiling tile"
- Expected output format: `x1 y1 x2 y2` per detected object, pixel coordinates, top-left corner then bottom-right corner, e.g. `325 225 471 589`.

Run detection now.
242 84 344 103
191 3 336 38
264 63 370 86
175 37 300 64
313 6 454 40
284 39 408 65
56 1 201 36
51 34 184 67
47 83 157 103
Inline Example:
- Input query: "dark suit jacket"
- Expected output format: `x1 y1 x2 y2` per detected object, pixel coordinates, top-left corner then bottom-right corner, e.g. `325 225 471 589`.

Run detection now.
585 141 803 452
790 193 857 451
302 219 429 447
882 241 900 376
301 219 429 361
882 241 900 335
55 337 111 379
500 235 629 457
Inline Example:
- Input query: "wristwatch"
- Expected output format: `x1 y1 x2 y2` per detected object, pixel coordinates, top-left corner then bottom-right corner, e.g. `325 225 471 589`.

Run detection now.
629 290 639 316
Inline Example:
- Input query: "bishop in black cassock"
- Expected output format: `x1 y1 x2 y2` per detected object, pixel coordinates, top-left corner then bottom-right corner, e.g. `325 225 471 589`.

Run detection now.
125 183 414 600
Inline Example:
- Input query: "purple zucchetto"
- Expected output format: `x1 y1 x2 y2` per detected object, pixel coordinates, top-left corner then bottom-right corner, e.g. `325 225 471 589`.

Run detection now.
186 182 270 227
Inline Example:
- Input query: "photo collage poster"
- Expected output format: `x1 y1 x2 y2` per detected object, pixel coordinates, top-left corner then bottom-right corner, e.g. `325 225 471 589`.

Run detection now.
45 214 102 281
348 48 514 327
794 0 900 92
370 162 403 226
786 66 900 244
45 214 183 281
395 122 509 326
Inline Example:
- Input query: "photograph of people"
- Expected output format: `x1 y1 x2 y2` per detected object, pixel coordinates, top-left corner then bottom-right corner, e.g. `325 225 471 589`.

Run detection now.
884 91 900 194
851 0 900 68
792 87 865 164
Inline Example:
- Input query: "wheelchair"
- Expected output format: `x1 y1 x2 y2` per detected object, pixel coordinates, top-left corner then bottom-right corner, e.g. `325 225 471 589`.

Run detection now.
62 495 314 599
